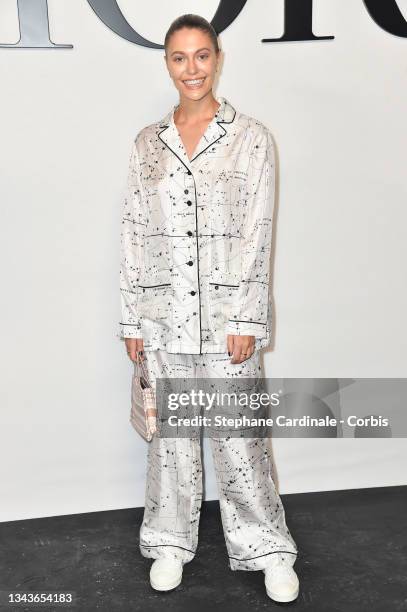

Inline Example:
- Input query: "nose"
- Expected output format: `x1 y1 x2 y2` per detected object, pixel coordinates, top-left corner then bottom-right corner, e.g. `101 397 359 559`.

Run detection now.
185 57 198 75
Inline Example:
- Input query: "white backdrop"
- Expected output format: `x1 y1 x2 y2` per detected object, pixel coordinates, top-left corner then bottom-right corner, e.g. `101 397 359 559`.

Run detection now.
1 0 406 521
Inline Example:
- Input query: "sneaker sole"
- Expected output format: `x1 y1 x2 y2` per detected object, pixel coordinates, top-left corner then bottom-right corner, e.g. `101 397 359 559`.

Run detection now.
150 574 182 591
266 585 299 603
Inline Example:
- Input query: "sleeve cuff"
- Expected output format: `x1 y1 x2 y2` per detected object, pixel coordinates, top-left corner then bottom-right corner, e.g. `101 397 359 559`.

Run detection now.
117 322 142 339
225 320 267 338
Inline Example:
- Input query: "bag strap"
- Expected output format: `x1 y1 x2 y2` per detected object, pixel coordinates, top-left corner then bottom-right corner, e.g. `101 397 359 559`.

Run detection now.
134 353 151 387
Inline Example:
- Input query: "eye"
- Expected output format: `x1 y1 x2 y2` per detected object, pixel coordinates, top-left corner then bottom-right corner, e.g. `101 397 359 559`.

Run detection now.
198 54 209 60
174 57 183 62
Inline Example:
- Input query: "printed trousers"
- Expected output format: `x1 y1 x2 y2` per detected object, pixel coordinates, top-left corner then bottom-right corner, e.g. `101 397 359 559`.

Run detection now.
139 349 298 571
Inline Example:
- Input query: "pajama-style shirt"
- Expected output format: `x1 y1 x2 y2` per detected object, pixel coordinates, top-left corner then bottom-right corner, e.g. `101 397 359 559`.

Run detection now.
117 96 276 354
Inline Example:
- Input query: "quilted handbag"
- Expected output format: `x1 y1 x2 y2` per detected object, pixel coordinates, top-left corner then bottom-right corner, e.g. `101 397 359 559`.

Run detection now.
130 354 157 442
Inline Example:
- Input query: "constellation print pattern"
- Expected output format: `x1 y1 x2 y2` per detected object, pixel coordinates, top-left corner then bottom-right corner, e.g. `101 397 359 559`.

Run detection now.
138 349 298 571
117 96 276 354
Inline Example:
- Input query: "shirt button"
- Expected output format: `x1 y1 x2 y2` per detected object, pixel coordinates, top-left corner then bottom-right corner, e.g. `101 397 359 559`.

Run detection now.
187 170 192 175
190 290 196 295
187 260 193 266
184 189 189 194
187 200 192 206
187 231 193 236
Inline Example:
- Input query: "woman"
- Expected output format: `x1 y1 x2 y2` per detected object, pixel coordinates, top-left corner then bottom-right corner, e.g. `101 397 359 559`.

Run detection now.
118 13 300 603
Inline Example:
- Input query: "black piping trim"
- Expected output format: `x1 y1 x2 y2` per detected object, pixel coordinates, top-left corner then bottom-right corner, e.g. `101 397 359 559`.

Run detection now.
140 543 195 554
157 106 236 130
147 233 240 238
193 181 203 355
146 233 238 238
189 128 226 163
189 108 237 163
119 322 141 327
139 283 171 289
228 550 297 562
218 107 237 125
157 107 237 167
157 125 190 174
209 283 239 288
228 320 266 325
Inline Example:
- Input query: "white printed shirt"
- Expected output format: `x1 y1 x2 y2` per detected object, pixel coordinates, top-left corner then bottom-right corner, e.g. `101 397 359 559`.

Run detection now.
118 96 276 354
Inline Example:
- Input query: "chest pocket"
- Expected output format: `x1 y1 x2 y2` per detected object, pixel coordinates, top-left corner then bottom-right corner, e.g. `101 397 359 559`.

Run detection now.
137 281 173 323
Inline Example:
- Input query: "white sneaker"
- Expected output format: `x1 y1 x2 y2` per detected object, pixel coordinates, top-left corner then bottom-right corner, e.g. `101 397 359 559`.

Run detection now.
264 555 299 603
149 558 183 591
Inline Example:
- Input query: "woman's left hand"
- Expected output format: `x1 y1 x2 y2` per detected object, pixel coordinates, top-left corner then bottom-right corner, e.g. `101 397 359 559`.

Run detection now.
226 335 255 363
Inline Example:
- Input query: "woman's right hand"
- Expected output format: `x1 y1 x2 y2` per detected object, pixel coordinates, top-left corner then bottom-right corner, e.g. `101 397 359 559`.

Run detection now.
124 337 145 361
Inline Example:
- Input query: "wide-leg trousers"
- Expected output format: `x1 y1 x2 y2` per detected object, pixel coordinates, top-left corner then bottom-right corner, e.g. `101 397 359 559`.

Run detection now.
139 349 298 571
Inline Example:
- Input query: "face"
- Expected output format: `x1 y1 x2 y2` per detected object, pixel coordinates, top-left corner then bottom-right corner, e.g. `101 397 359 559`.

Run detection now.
165 27 220 101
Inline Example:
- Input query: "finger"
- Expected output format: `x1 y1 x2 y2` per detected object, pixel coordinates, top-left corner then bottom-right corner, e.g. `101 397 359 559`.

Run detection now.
245 342 255 361
231 340 243 364
233 338 253 363
124 338 131 359
237 344 249 363
227 334 234 357
125 338 140 362
130 345 138 362
135 338 146 360
244 340 256 362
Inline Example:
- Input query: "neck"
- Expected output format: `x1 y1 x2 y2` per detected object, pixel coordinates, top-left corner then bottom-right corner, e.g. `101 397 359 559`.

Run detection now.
174 92 220 125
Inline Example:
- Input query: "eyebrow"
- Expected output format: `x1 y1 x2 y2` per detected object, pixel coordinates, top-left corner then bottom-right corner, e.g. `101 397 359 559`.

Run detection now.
170 47 211 56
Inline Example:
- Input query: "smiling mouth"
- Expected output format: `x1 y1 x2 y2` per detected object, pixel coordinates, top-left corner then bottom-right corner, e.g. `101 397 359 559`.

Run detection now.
183 77 206 87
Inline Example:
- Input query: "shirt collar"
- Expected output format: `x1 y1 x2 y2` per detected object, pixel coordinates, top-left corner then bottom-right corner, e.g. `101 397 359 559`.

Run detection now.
156 96 236 170
158 95 236 129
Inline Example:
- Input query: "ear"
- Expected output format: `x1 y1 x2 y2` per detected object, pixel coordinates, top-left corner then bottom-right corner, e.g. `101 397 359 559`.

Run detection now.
216 51 222 70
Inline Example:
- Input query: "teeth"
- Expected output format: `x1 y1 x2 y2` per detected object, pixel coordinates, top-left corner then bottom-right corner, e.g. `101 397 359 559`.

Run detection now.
184 78 204 85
